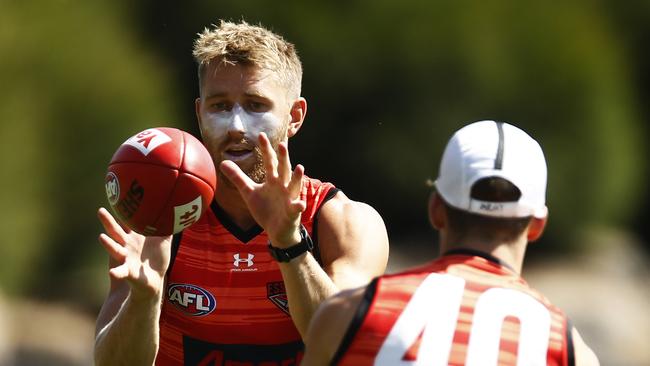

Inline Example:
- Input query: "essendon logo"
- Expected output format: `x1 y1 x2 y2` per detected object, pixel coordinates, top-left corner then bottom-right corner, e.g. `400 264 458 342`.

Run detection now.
167 283 216 317
123 128 171 156
267 281 289 315
105 172 120 205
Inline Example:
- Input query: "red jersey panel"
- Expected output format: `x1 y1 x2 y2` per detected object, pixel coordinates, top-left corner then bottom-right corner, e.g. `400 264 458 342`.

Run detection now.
335 251 573 366
156 177 337 366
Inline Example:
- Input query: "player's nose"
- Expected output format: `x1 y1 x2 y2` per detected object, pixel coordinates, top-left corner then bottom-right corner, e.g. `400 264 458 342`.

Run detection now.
227 105 246 138
227 127 245 140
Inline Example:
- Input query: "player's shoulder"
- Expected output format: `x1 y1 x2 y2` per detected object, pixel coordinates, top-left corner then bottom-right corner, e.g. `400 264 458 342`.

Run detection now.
512 279 567 314
301 175 337 194
305 175 388 273
379 259 445 281
301 174 382 222
318 189 383 224
315 191 389 267
300 174 338 215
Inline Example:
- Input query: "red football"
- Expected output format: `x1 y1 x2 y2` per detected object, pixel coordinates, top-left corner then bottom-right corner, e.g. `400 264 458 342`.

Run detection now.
105 127 216 236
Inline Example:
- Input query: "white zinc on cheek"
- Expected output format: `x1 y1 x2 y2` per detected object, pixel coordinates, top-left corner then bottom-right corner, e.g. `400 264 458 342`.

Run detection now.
204 104 283 140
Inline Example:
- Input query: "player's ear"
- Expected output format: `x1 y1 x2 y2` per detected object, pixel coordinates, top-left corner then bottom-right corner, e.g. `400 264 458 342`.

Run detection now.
527 215 547 242
287 97 307 138
428 192 446 230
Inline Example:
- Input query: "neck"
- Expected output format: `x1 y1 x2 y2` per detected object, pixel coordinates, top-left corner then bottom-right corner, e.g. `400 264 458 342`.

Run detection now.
214 180 257 230
439 231 527 274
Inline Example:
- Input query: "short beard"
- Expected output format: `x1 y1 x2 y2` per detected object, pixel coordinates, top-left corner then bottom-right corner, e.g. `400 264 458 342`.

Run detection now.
213 149 267 188
220 130 288 185
249 123 289 183
248 146 266 183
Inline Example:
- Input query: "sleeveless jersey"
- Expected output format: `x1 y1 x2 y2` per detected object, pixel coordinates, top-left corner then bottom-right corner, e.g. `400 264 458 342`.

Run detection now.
156 176 338 366
334 250 574 366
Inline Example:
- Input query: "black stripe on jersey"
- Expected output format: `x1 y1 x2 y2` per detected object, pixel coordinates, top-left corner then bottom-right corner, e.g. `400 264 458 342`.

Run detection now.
183 336 304 365
312 187 341 266
443 247 517 273
495 121 505 169
166 232 183 277
566 318 576 366
330 277 379 366
211 200 263 243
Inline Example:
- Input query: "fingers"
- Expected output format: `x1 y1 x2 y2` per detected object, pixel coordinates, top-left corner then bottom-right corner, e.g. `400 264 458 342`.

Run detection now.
277 142 291 183
109 263 130 280
288 164 304 199
97 207 129 244
99 233 127 262
289 200 307 216
219 160 256 195
288 164 306 215
259 132 279 180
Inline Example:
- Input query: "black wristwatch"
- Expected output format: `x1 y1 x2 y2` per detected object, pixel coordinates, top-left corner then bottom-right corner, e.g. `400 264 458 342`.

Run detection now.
268 225 314 262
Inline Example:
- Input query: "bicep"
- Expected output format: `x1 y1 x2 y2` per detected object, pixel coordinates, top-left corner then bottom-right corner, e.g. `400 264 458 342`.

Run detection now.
317 194 389 290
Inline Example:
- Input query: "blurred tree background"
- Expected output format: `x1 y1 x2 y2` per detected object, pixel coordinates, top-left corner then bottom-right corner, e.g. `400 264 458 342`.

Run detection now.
0 0 648 319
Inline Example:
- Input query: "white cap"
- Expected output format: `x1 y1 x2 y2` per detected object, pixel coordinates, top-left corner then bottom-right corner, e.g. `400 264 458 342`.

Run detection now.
434 120 548 218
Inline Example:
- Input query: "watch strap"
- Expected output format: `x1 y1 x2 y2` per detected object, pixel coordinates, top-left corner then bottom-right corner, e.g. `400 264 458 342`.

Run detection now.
268 225 314 262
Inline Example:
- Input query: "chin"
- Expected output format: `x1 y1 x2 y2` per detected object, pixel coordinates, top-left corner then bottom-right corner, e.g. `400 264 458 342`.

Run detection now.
217 159 266 185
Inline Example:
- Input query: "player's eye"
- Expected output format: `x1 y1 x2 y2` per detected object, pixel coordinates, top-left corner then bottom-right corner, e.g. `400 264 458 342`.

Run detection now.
210 102 232 112
247 101 269 113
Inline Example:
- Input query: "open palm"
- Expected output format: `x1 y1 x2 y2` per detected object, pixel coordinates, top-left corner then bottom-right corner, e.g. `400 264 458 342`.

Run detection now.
97 208 172 297
219 132 306 248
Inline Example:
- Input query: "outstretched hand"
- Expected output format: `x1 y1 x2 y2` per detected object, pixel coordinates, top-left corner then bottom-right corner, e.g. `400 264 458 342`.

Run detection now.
219 132 306 248
97 207 172 300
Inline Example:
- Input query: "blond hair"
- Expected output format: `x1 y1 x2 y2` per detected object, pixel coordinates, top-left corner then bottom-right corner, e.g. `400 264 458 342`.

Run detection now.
193 20 303 99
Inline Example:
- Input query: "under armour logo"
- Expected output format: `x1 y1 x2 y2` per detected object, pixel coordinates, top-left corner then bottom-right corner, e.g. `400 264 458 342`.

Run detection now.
233 253 254 267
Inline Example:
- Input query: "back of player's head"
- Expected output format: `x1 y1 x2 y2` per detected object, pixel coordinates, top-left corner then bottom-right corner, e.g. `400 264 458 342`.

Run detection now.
434 120 548 241
440 177 535 242
435 120 547 219
193 20 303 99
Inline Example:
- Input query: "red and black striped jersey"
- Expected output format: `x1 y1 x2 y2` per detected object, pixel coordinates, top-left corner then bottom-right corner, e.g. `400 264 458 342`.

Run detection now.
334 250 574 366
156 176 337 366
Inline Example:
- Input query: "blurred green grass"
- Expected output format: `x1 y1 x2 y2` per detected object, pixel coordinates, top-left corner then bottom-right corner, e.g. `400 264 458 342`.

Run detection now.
0 0 647 313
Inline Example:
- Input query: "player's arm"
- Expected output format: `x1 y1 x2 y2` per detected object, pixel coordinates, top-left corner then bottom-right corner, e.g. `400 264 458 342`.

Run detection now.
94 208 171 366
279 193 388 336
572 327 600 366
219 132 388 336
302 286 366 366
95 280 163 366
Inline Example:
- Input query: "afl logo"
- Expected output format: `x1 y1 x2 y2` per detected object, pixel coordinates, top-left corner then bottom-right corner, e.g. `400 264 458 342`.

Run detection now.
167 283 216 316
105 172 120 205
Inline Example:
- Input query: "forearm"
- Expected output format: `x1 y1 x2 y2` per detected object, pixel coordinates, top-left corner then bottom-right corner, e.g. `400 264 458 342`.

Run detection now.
279 252 339 338
94 292 162 366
